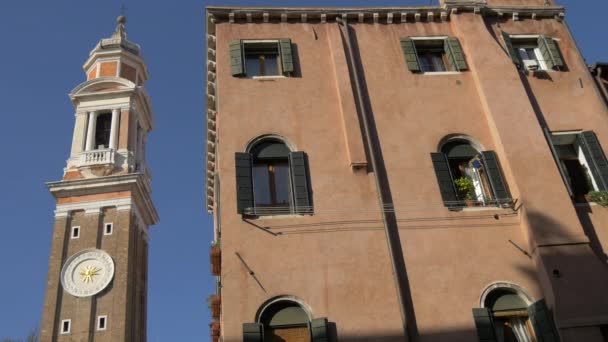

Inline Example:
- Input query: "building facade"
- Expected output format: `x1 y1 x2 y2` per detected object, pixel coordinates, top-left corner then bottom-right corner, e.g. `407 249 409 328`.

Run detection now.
40 17 158 342
205 0 608 341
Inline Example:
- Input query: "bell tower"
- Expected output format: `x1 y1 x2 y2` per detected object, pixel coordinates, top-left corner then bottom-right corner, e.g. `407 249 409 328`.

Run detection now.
40 16 158 342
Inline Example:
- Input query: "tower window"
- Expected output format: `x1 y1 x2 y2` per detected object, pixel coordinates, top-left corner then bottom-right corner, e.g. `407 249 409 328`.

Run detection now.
97 315 107 331
61 319 71 334
71 226 80 239
104 223 113 235
95 113 112 149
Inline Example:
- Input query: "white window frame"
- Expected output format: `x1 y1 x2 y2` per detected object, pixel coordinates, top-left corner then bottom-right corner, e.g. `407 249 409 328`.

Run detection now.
71 226 80 239
97 315 108 331
104 222 113 236
242 40 285 79
509 35 550 71
60 319 71 334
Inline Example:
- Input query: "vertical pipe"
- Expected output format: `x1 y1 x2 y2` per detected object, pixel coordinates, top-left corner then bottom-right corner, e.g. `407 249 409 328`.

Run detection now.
336 17 410 340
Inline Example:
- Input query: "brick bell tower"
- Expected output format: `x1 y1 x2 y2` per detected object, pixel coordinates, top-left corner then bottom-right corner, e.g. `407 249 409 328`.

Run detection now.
40 16 158 342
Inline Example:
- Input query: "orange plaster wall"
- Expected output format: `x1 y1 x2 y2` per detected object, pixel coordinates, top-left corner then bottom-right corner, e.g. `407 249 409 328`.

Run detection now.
213 11 608 342
56 191 131 205
99 61 118 77
63 170 84 180
120 63 137 83
87 66 97 80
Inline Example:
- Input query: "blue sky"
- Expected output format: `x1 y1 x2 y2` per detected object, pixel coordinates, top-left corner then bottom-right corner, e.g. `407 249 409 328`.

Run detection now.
0 0 604 340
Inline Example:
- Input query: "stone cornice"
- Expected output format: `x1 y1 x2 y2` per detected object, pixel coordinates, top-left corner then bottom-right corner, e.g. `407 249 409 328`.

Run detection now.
47 173 159 226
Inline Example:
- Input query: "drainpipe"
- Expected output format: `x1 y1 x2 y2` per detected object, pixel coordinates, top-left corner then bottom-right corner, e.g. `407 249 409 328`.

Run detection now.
336 16 410 341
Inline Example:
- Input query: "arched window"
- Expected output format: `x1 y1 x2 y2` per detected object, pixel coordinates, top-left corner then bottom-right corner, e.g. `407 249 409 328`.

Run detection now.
472 286 560 342
235 137 312 215
243 299 328 342
431 137 510 207
251 140 292 209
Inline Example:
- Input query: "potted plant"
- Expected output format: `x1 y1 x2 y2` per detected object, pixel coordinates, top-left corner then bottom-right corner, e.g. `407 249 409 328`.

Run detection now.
207 294 221 319
210 241 221 276
588 191 608 207
210 322 220 342
454 177 475 207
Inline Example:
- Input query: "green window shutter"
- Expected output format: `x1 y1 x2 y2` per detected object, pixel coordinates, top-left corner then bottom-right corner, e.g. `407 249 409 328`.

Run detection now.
538 35 564 70
578 131 608 190
480 151 511 205
400 37 420 72
528 299 561 342
445 37 468 71
243 323 263 342
279 38 294 75
230 40 245 76
310 317 329 342
235 152 254 214
472 308 498 342
289 151 312 214
501 31 520 67
431 153 458 207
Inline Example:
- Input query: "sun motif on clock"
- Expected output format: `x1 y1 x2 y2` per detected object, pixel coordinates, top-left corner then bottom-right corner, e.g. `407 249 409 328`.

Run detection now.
80 266 101 283
61 249 115 298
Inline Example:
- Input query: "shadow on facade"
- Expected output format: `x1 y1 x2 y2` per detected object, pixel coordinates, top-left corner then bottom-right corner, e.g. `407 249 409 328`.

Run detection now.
575 204 608 263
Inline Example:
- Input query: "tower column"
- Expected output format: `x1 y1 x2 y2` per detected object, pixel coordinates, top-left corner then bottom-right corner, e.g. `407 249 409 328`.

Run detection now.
85 111 98 151
109 108 120 149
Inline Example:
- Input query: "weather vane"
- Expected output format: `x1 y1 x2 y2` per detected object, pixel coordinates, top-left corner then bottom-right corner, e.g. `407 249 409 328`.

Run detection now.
121 3 127 16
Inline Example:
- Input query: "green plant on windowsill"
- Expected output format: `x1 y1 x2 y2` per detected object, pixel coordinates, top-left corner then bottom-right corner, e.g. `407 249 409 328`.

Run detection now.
588 191 608 207
454 177 475 201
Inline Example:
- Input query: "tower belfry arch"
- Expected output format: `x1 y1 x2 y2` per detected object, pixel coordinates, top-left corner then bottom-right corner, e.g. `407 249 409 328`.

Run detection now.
40 16 158 342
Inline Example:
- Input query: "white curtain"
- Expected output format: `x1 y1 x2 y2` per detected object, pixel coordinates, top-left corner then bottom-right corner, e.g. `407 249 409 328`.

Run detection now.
464 167 485 203
510 318 532 342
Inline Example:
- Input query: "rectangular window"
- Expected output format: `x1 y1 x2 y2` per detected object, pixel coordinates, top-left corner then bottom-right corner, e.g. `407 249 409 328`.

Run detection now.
104 223 113 235
401 37 468 73
243 41 281 78
551 131 601 202
414 39 449 73
512 38 548 71
95 112 112 149
503 34 565 71
71 226 80 239
97 315 107 331
61 319 71 334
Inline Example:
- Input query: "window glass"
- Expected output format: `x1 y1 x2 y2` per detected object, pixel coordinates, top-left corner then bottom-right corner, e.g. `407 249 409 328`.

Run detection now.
273 163 291 205
244 42 280 77
253 165 272 205
419 51 446 72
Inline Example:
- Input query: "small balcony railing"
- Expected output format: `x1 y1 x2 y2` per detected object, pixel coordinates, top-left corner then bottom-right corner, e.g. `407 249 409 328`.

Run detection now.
79 149 115 167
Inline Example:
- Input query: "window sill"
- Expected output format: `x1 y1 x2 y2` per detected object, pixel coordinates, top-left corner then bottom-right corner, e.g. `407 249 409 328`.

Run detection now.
460 206 510 212
420 71 462 76
249 214 310 220
574 202 599 207
251 75 287 80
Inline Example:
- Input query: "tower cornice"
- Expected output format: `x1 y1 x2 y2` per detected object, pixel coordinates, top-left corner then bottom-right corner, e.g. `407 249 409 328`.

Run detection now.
47 173 159 226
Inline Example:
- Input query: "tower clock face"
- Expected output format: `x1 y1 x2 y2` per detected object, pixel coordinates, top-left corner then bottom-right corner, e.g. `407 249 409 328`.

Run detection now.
60 249 115 298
